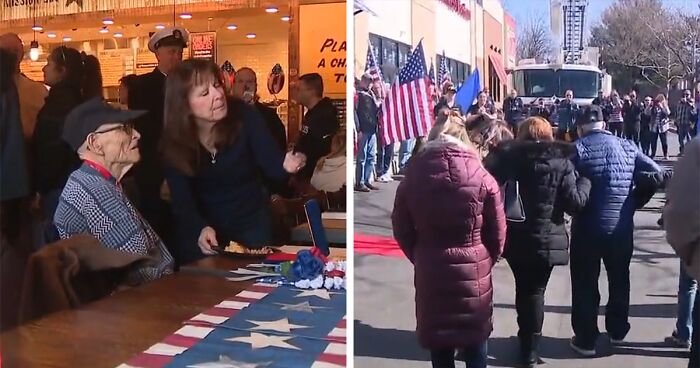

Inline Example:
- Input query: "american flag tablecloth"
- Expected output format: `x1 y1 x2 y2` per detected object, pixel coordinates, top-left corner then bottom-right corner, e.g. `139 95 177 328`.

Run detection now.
118 283 346 368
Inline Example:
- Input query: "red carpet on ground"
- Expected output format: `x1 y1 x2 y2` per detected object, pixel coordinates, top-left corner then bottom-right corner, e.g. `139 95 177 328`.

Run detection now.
354 233 405 257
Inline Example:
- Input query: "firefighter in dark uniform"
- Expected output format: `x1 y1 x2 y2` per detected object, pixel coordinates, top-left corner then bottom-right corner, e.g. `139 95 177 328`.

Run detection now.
127 27 189 248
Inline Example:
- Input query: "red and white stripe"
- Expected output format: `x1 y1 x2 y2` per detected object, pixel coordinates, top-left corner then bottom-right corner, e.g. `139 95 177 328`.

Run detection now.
119 283 278 368
313 315 347 368
381 76 434 146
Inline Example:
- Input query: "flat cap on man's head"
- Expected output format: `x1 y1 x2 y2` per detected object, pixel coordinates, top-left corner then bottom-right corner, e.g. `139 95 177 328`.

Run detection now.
579 105 605 125
63 97 146 151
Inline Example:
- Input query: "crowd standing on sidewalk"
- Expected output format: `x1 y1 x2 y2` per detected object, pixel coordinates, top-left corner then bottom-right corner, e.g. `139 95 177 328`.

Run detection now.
373 81 699 367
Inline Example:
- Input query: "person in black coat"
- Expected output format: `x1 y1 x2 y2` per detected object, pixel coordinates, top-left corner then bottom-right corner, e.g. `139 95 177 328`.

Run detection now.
32 46 102 245
232 67 289 198
623 91 643 147
484 116 591 368
503 89 525 132
294 73 340 181
128 27 188 242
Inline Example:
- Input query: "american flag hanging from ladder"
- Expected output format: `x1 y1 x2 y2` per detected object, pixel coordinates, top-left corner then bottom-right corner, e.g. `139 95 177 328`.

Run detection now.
365 43 383 84
439 50 451 88
380 40 435 146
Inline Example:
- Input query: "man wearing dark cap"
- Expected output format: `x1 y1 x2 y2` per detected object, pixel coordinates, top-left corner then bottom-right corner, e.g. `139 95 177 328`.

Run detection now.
568 104 664 357
54 98 174 284
127 27 188 240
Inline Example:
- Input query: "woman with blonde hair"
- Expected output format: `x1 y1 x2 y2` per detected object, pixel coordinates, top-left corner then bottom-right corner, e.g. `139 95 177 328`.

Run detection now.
393 113 506 368
310 131 346 193
484 116 591 367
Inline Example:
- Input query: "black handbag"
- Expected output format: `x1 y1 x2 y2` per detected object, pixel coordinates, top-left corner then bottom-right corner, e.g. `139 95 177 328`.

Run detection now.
502 180 526 222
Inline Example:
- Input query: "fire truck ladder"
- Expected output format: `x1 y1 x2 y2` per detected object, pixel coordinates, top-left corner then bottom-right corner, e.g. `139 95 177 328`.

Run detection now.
562 0 587 63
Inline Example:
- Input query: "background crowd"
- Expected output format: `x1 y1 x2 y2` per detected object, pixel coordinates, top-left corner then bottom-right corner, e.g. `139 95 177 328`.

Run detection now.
381 77 698 368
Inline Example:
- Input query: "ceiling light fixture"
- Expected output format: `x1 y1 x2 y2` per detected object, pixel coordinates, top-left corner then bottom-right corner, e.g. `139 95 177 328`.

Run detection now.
62 36 72 42
29 40 40 61
155 24 166 30
113 32 124 38
30 1 41 61
246 33 256 39
47 32 57 38
265 7 279 13
179 13 193 19
99 27 109 34
102 18 114 25
281 16 291 21
226 24 238 30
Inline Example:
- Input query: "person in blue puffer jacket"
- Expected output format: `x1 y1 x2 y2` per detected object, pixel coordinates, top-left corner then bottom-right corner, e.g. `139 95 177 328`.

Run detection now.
568 105 665 357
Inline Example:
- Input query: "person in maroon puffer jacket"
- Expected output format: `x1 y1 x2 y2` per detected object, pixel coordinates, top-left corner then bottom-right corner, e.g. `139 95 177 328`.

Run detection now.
392 114 507 368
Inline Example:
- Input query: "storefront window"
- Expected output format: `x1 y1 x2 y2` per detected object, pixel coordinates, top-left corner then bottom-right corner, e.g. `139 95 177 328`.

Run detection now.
398 44 411 69
368 33 410 81
436 54 469 87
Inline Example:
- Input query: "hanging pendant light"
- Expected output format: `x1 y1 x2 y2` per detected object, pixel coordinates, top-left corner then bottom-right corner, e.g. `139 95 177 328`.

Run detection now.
29 40 40 61
30 1 40 61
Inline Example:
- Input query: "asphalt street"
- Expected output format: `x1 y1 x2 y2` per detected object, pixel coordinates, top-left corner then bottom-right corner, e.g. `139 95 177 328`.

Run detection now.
353 133 692 367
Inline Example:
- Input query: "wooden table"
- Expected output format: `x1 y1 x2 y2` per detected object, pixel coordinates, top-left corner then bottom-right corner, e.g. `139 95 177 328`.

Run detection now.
290 218 346 245
0 257 254 368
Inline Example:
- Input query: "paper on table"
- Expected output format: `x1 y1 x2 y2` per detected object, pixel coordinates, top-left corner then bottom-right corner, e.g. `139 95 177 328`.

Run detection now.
321 212 346 220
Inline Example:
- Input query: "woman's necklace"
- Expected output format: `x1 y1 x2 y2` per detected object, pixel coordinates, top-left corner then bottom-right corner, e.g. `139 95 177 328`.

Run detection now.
209 149 217 164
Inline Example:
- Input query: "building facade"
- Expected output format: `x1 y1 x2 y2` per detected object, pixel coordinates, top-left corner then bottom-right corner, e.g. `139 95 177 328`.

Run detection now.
355 0 514 107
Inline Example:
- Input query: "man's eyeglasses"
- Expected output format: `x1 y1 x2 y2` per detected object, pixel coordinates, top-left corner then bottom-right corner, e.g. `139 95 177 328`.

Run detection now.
93 122 134 136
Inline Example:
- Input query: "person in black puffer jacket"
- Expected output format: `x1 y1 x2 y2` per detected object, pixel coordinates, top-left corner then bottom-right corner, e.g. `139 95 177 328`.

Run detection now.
32 46 102 245
484 116 591 368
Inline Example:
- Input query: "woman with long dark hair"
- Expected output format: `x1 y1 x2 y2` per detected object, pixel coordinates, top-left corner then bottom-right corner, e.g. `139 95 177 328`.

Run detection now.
32 46 102 244
161 59 305 264
484 117 591 367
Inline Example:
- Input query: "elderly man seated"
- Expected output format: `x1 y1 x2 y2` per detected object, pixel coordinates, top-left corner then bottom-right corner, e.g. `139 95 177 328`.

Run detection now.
53 97 174 283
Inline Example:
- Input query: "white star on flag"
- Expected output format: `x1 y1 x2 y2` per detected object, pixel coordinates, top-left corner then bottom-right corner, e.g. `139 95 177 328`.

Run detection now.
247 318 309 333
275 301 328 313
295 288 334 300
227 332 301 350
187 354 272 368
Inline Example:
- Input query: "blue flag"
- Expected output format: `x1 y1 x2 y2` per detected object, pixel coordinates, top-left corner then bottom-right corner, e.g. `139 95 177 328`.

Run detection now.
455 68 481 115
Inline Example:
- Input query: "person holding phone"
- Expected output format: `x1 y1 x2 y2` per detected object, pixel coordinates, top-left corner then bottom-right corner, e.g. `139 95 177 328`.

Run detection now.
645 94 671 160
434 83 462 117
466 91 497 125
232 67 287 153
675 89 696 155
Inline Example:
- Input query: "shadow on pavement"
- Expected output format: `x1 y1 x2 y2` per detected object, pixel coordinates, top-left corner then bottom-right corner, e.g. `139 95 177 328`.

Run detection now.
354 320 430 362
487 335 688 367
487 335 582 366
493 303 677 319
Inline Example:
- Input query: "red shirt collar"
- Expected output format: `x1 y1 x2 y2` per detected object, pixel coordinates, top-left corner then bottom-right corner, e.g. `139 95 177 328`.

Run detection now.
83 160 118 184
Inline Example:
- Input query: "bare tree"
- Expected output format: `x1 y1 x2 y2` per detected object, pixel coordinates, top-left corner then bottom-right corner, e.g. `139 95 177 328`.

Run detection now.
590 0 698 90
516 12 553 62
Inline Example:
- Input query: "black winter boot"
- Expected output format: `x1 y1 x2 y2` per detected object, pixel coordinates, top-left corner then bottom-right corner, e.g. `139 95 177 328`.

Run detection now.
519 333 544 367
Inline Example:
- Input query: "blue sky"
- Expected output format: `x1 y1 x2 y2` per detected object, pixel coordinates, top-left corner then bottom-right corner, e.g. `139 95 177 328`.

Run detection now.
503 0 699 37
